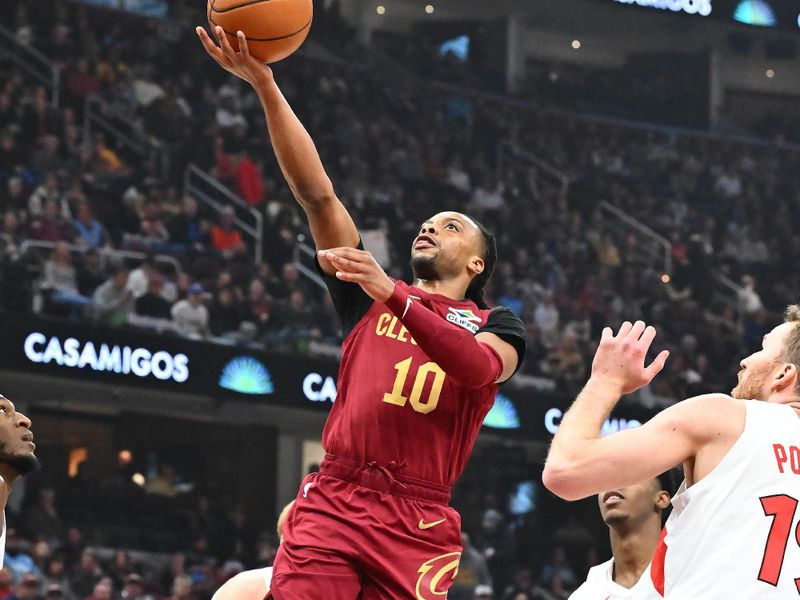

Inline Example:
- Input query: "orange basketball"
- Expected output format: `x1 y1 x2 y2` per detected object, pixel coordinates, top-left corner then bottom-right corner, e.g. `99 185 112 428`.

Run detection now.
207 0 313 63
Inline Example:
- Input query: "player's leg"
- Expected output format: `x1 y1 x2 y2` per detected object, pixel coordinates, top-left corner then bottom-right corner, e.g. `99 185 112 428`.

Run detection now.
269 474 363 600
359 496 463 600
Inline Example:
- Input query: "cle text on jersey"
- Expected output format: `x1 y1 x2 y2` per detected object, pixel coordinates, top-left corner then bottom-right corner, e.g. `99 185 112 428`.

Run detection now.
375 313 418 345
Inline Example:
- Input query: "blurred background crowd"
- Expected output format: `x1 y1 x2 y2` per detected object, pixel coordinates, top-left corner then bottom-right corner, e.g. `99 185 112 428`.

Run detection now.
0 0 797 597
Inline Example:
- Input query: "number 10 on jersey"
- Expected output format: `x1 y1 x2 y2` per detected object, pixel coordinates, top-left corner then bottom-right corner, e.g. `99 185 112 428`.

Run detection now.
383 357 446 414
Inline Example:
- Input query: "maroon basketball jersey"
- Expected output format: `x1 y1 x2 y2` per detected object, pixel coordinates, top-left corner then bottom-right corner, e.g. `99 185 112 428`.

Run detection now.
320 276 526 488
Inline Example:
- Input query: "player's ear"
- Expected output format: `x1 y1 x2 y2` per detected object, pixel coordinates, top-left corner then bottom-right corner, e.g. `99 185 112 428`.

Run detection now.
655 490 670 510
468 255 484 278
772 363 798 394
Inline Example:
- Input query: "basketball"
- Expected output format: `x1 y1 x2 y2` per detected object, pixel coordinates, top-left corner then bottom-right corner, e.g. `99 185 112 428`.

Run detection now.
207 0 313 63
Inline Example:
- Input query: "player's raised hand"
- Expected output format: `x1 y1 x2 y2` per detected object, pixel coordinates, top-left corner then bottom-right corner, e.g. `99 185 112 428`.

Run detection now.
590 321 670 395
318 248 395 304
196 26 273 87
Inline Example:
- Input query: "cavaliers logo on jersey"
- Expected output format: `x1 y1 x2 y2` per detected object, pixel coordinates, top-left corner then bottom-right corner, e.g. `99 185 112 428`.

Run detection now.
446 308 482 333
415 552 461 599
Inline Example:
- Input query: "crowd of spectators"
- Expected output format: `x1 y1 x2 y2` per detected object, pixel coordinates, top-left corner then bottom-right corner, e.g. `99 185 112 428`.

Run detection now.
0 478 283 600
2 0 788 401
1 446 599 600
1 0 800 597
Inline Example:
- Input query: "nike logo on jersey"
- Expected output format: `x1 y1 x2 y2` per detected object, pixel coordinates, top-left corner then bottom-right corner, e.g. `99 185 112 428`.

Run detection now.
403 297 413 319
418 518 446 530
303 482 314 498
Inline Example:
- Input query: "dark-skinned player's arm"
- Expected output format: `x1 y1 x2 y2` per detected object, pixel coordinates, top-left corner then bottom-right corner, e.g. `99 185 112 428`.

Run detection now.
318 248 521 387
196 27 359 276
542 320 745 501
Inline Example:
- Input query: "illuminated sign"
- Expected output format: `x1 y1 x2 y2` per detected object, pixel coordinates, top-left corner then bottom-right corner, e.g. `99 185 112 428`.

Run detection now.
613 0 713 17
544 407 642 436
303 372 337 403
733 0 777 25
23 332 189 382
482 394 520 429
219 356 273 395
74 0 168 17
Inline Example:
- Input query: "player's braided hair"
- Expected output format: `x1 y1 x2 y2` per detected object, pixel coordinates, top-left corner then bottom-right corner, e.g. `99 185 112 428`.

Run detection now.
465 219 497 310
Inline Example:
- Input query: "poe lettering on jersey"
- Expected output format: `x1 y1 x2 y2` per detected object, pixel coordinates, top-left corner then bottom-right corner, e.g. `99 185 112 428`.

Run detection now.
772 443 800 474
375 313 418 345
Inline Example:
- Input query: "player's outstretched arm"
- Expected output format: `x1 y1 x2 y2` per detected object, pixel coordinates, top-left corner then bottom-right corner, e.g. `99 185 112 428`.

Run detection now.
319 248 520 387
197 27 359 275
543 321 743 500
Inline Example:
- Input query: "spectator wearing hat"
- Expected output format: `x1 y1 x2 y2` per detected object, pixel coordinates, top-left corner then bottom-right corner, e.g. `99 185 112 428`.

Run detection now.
171 284 209 339
121 573 153 600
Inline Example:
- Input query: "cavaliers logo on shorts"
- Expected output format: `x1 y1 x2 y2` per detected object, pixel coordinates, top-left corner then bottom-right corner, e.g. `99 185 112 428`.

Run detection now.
415 552 461 599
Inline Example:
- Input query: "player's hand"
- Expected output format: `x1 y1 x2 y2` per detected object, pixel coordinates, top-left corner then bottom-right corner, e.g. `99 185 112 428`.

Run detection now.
590 321 670 395
196 26 273 88
318 248 395 304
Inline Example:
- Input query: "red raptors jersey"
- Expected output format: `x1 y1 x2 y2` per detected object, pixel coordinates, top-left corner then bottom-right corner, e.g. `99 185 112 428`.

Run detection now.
320 272 526 488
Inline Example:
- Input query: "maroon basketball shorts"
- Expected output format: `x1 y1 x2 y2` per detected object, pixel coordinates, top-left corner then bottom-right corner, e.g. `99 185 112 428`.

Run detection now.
269 454 463 600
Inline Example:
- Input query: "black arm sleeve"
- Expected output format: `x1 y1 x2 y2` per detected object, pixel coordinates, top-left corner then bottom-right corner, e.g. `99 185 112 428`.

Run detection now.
314 240 374 338
477 307 527 373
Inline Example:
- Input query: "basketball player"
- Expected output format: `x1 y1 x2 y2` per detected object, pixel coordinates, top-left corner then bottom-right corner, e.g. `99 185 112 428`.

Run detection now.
0 394 38 568
197 27 526 600
569 474 672 600
211 501 294 600
544 312 800 597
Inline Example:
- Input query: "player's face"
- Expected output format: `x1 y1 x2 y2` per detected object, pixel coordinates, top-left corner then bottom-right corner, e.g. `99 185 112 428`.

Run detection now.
0 395 38 476
732 323 793 400
410 212 483 281
598 479 664 526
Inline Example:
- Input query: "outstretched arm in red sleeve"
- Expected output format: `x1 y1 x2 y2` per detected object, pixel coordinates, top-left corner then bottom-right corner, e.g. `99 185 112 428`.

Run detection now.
318 248 520 389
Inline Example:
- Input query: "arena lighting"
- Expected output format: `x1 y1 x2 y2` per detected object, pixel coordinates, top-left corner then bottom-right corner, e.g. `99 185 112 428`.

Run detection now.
571 39 582 49
482 394 520 429
425 4 435 14
766 68 775 78
376 5 386 14
733 0 777 27
612 0 712 18
218 356 274 395
661 273 671 283
545 407 642 436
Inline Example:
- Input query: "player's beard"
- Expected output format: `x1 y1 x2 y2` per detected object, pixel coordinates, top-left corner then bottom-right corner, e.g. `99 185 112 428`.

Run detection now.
0 442 39 476
732 363 775 401
411 254 440 282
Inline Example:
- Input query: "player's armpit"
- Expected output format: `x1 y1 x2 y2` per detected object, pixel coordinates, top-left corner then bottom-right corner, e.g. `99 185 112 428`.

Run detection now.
475 332 518 383
543 393 744 501
304 196 360 277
